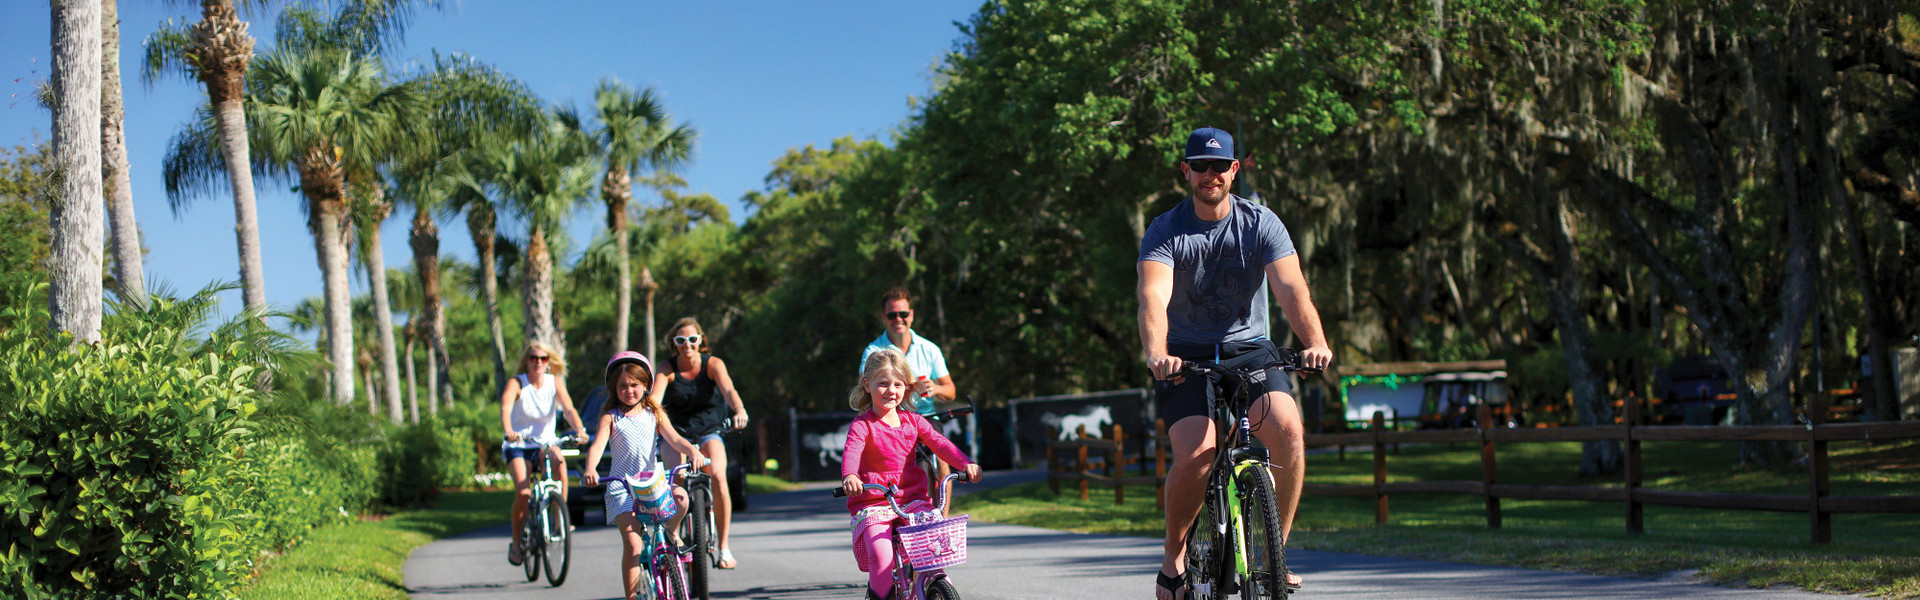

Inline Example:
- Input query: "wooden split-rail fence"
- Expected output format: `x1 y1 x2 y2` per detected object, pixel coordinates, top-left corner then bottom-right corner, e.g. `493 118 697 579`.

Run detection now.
1308 400 1920 544
1046 422 1169 508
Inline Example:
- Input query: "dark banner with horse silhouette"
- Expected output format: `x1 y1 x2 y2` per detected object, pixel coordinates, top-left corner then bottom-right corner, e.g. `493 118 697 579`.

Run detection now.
1007 389 1150 467
788 408 980 481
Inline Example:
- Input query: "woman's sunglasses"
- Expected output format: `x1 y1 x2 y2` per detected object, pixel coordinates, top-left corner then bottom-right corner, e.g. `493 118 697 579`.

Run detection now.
528 354 551 363
1186 159 1235 174
673 334 702 346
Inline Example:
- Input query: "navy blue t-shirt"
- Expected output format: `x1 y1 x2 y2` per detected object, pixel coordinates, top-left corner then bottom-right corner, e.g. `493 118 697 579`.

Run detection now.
1138 194 1297 347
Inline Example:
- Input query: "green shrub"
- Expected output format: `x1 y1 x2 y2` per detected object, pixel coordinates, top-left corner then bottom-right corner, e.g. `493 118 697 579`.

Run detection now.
377 419 473 507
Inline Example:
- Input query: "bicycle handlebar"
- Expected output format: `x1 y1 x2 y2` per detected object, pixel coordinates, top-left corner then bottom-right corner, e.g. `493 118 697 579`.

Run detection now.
831 472 975 517
1176 347 1322 377
502 432 585 447
923 396 978 423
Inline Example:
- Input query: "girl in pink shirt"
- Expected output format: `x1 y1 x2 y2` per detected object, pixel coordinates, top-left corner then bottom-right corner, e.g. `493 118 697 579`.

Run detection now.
840 349 981 600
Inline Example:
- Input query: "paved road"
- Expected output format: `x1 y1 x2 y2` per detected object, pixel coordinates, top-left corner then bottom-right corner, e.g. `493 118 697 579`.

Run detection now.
405 473 1857 600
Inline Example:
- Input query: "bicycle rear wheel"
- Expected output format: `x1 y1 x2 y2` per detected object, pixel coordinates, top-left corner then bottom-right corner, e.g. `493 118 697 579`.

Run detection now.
522 497 542 582
543 497 571 586
1234 464 1288 599
683 484 713 599
1183 481 1226 600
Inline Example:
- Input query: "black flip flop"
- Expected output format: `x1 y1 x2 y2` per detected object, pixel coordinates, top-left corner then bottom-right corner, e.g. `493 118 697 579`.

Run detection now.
1156 570 1184 600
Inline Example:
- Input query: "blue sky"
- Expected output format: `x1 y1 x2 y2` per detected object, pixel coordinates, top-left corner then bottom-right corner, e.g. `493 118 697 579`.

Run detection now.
1 1 980 322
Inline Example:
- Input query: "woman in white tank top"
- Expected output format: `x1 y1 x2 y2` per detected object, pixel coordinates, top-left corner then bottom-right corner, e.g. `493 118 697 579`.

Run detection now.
499 341 589 566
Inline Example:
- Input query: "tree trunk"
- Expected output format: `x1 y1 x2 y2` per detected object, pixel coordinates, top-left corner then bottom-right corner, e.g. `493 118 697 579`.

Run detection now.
191 0 264 312
469 205 508 393
313 195 355 405
639 265 657 361
50 0 104 344
607 165 632 351
405 326 418 424
362 350 378 415
1543 195 1619 476
522 224 558 351
410 206 452 415
362 191 404 422
100 0 144 306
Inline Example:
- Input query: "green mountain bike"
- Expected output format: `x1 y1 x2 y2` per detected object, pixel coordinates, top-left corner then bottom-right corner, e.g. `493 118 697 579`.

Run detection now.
1177 348 1317 600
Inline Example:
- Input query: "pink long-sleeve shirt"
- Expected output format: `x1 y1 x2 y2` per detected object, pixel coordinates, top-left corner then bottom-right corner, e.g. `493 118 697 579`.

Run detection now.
841 409 971 513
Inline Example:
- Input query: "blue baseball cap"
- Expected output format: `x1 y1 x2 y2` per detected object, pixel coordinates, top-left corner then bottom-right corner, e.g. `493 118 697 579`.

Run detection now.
1184 127 1235 161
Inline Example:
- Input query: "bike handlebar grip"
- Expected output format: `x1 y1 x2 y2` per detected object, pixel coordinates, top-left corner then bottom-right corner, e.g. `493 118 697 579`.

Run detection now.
832 488 847 498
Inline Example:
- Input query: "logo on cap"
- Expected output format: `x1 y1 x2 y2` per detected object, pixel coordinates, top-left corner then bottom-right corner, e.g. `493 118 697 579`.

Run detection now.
1207 139 1222 148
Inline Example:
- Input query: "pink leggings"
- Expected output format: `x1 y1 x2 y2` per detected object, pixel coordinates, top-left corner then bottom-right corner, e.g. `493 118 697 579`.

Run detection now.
854 520 895 597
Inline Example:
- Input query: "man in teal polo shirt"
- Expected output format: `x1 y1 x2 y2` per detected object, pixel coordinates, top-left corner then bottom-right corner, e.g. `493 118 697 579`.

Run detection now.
858 286 957 413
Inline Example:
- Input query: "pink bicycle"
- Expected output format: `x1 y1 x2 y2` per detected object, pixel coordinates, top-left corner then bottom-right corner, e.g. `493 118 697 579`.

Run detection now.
833 472 973 600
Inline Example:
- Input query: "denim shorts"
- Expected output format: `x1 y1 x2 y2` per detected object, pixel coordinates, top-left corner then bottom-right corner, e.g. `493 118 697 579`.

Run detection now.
500 444 544 465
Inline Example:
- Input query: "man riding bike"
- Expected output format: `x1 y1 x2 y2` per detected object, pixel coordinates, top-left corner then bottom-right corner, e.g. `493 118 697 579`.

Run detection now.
1139 127 1332 600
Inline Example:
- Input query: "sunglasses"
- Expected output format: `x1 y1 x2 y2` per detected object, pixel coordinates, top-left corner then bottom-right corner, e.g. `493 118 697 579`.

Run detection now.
528 354 551 362
672 334 703 346
1186 159 1235 174
885 310 912 321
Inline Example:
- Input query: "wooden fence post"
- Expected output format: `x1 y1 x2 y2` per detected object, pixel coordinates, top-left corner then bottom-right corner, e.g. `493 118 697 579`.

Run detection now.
1809 393 1831 544
1373 410 1388 525
1479 403 1501 529
1113 424 1126 505
1156 418 1168 511
1077 425 1090 502
1625 393 1643 535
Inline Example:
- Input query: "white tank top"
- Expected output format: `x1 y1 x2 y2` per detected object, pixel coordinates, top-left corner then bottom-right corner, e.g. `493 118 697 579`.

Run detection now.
506 373 560 448
608 405 661 479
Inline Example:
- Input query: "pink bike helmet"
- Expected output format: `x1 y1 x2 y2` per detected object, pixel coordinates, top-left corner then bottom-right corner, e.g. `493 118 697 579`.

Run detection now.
604 350 653 387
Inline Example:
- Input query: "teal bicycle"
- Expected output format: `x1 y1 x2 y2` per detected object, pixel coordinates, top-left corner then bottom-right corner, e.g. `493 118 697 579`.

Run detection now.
1176 348 1317 600
605 463 696 600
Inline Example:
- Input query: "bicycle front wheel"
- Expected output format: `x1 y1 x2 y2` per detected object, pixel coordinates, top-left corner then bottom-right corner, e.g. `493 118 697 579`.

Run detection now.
654 550 689 600
1234 464 1288 599
522 497 542 582
683 485 713 599
924 576 961 600
543 497 571 586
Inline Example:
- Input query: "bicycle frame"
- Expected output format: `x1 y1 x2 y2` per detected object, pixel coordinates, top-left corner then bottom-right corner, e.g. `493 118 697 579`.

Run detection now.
1180 350 1315 599
606 463 696 600
835 472 972 600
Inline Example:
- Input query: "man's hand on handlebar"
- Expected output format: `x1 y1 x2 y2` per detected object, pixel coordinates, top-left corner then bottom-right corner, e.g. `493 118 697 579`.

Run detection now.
1300 344 1333 371
1148 353 1185 382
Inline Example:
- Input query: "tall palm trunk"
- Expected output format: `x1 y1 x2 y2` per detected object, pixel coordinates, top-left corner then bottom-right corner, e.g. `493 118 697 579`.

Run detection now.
101 0 144 305
404 323 418 423
521 224 558 350
190 0 265 311
411 206 452 413
639 265 657 360
605 165 632 350
468 205 508 391
50 0 104 344
304 151 355 405
362 188 404 422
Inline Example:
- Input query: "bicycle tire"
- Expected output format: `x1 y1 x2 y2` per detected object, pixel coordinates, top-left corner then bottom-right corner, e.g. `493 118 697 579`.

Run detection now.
543 497 571 586
522 497 542 582
1234 465 1288 599
655 549 689 600
1184 483 1226 600
684 484 713 600
925 576 961 600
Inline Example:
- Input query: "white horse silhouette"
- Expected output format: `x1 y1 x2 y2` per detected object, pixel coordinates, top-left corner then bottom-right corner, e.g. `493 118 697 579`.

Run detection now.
1041 405 1114 440
803 422 851 467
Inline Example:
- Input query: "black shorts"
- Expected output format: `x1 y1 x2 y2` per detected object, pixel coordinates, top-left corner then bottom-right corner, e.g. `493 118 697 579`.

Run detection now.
1154 339 1296 427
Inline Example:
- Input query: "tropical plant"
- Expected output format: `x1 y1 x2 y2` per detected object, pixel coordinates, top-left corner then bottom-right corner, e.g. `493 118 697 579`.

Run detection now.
143 0 268 312
575 78 694 354
465 114 596 353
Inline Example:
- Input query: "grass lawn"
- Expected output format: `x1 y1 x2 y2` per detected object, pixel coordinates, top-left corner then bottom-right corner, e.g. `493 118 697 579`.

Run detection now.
746 472 798 495
239 490 510 600
952 438 1920 598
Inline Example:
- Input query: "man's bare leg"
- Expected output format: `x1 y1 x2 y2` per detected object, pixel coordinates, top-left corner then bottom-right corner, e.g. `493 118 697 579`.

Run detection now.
1158 415 1216 600
1249 389 1306 587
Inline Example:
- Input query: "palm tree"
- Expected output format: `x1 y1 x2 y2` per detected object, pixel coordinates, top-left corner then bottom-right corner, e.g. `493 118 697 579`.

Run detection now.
50 0 105 344
448 169 512 391
351 182 406 420
577 78 694 353
165 46 424 405
102 0 146 306
143 0 266 312
474 115 596 352
394 53 542 406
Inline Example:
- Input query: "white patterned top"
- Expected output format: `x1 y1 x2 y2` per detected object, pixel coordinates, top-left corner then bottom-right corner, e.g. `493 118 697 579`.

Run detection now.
608 405 661 479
